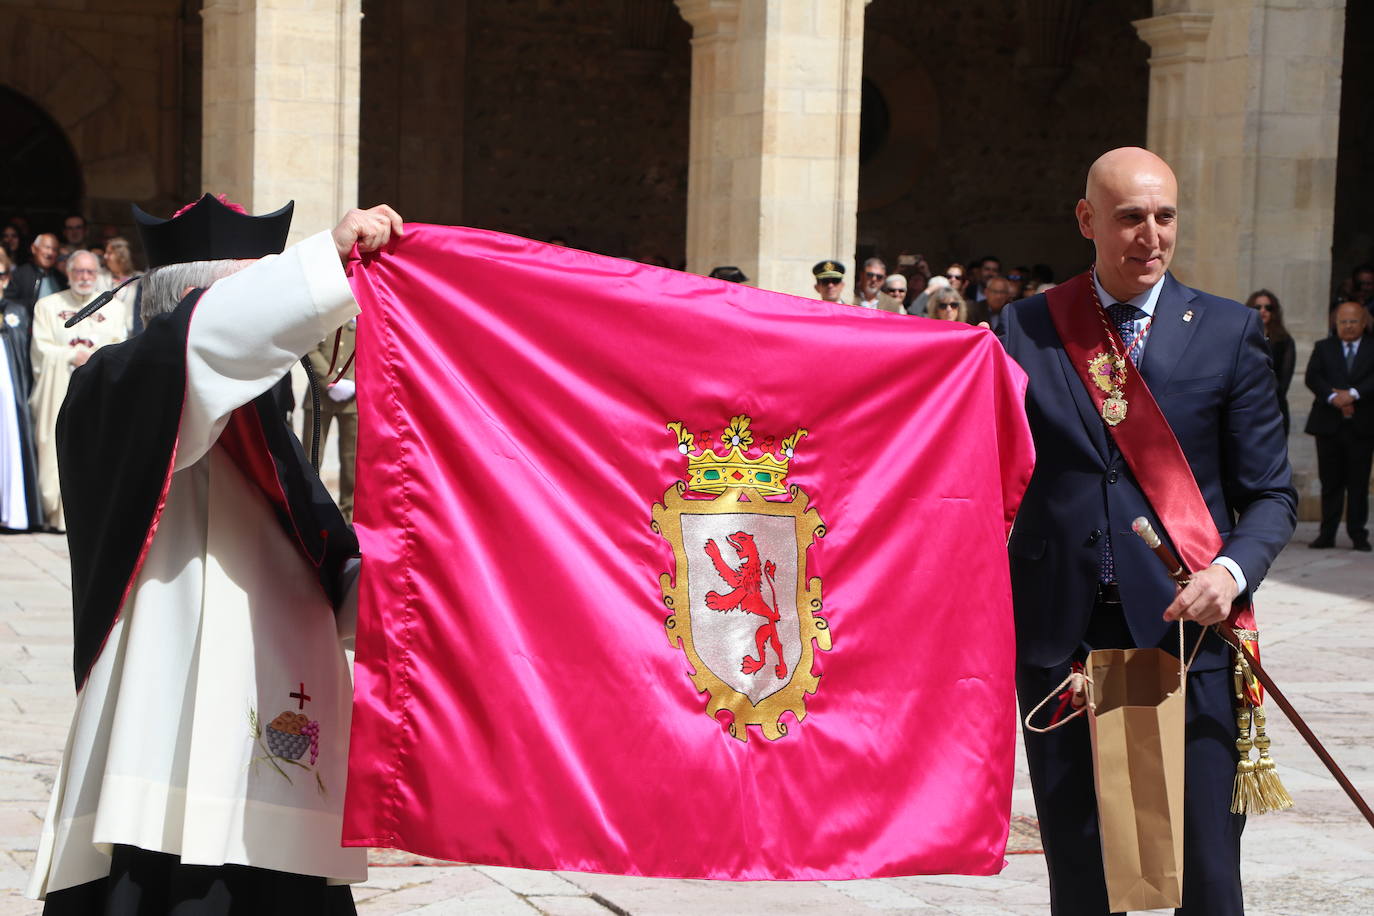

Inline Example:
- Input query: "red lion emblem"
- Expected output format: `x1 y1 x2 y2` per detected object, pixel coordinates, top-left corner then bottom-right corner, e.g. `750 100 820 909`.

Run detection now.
703 531 786 679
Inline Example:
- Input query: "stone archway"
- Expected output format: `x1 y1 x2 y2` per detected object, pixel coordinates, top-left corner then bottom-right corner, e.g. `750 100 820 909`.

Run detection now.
856 32 939 215
0 14 159 224
0 85 82 226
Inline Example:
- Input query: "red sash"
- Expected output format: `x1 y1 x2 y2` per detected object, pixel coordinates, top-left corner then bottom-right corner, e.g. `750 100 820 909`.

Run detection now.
1045 272 1259 646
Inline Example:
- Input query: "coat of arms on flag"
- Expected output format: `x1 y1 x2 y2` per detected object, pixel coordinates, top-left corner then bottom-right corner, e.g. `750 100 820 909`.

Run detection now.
652 414 829 742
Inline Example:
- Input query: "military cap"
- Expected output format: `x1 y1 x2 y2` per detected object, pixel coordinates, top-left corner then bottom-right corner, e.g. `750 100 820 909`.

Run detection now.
812 260 845 281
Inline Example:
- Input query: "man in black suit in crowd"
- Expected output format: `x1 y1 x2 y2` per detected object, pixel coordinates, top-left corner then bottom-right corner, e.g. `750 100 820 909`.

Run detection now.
1305 301 1374 551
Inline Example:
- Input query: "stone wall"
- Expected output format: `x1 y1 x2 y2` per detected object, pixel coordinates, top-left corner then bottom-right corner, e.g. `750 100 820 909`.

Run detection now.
360 0 692 262
0 0 201 238
858 0 1151 281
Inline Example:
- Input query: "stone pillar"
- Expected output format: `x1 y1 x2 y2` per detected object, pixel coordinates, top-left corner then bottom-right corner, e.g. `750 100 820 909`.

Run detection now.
1134 0 1347 515
201 0 361 243
676 0 867 298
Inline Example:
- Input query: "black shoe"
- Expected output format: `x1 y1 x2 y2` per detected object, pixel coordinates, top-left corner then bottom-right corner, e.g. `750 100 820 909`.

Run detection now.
1354 540 1372 552
1309 536 1335 548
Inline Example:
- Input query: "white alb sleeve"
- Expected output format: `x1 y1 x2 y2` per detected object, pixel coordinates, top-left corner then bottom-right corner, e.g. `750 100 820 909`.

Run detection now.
175 231 359 471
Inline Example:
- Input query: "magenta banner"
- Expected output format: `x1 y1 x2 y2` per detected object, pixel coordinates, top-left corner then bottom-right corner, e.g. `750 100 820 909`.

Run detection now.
343 225 1035 879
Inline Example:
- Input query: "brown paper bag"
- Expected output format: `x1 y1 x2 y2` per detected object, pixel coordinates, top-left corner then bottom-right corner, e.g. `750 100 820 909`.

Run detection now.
1086 645 1187 912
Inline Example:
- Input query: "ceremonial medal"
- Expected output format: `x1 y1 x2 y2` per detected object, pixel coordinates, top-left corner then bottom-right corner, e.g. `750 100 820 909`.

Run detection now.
1087 269 1135 429
1088 352 1126 394
1102 397 1128 426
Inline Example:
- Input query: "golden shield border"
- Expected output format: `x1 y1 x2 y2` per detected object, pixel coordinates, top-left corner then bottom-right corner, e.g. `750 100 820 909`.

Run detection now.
651 483 829 742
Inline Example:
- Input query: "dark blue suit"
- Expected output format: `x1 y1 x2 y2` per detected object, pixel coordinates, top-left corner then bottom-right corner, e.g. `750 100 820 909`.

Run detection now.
1002 273 1296 915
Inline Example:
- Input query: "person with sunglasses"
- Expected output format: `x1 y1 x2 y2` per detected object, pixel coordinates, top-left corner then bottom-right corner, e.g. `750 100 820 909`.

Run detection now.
1245 289 1295 435
855 257 887 309
925 287 968 322
811 260 846 303
878 275 908 314
943 263 967 294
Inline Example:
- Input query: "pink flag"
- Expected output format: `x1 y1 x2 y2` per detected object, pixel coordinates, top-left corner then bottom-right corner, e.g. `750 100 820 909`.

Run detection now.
343 225 1035 879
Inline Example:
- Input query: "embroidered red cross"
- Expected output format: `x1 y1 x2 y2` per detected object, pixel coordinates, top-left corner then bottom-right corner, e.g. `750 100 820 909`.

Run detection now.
290 682 312 710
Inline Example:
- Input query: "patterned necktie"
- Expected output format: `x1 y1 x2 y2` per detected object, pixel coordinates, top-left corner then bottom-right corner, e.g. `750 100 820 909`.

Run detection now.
1107 302 1146 363
1098 302 1146 584
1347 342 1357 371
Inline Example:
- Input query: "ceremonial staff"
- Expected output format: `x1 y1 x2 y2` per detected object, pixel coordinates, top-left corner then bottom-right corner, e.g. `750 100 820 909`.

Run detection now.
1132 516 1374 830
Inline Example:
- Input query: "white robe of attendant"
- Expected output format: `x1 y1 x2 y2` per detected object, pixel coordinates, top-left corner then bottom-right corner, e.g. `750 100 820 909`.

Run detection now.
29 287 129 531
28 231 367 898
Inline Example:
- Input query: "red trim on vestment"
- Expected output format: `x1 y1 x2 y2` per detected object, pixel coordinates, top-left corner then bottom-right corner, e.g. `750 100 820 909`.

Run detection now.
218 404 325 569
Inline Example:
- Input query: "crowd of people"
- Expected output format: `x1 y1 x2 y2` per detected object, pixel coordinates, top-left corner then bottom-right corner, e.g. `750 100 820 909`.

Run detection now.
795 250 1374 551
0 210 359 534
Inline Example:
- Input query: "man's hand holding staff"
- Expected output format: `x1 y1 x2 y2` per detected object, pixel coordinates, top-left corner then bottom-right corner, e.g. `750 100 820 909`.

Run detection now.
1131 516 1374 829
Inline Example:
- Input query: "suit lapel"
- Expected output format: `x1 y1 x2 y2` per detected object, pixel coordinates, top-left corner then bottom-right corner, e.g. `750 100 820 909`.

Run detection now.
1139 273 1200 391
1046 296 1110 461
1349 336 1374 384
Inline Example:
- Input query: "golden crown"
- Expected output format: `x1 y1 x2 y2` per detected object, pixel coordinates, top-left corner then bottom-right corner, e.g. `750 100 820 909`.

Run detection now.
667 414 807 496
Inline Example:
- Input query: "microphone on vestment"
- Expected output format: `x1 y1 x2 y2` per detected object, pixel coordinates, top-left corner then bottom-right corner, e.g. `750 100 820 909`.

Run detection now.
65 275 140 328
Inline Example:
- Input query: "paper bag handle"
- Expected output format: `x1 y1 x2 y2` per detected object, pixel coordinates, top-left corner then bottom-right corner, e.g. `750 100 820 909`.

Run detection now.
1024 621 1201 734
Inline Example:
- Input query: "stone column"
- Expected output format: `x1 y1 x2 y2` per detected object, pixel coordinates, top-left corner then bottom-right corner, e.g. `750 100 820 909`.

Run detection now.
676 0 867 298
1134 0 1347 515
201 0 361 243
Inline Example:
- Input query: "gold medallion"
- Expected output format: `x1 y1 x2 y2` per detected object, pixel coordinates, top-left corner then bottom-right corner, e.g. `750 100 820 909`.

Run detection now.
1102 397 1128 426
1087 352 1125 395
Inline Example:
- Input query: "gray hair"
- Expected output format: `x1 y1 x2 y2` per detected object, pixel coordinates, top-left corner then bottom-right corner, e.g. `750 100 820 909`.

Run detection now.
140 259 251 325
926 287 968 322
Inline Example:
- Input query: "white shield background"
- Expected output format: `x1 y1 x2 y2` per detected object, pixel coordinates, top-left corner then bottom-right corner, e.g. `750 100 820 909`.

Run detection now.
681 511 802 705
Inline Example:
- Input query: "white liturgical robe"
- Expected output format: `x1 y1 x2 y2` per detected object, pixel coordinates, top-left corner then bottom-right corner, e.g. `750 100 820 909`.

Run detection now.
29 231 367 898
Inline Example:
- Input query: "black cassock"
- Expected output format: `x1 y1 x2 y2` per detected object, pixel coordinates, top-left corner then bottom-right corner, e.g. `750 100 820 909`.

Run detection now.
0 297 41 529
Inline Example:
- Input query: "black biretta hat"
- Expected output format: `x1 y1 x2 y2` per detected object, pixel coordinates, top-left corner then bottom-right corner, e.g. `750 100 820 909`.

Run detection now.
133 194 294 268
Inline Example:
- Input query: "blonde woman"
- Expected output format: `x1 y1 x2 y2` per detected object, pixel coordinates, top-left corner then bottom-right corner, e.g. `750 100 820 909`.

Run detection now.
104 237 142 333
926 286 968 323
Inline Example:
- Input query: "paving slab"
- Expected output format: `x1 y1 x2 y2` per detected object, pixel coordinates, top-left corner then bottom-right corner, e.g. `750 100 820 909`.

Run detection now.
1 525 1371 914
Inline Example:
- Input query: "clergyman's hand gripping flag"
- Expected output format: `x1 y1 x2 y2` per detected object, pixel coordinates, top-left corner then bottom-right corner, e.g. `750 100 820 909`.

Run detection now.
342 225 1036 879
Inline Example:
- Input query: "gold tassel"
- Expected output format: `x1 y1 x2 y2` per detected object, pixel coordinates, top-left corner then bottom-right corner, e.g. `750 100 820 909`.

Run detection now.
1230 656 1263 814
1231 707 1262 814
1251 707 1294 811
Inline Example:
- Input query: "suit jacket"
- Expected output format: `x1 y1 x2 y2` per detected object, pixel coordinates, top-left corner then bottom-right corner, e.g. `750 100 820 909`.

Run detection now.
1002 272 1296 669
3 262 67 315
1303 335 1374 438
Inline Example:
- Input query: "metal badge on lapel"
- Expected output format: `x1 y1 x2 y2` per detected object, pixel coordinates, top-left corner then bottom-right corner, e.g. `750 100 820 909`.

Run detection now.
1182 310 1194 323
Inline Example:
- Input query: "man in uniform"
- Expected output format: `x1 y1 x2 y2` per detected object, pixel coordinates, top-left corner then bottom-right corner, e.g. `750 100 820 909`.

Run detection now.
1002 147 1296 915
305 318 359 522
812 260 846 303
30 195 402 915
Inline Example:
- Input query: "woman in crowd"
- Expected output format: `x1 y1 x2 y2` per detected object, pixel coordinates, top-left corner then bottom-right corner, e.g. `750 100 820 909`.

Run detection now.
1246 288 1296 435
907 275 946 316
926 287 968 323
2 223 25 266
103 237 143 334
943 262 967 297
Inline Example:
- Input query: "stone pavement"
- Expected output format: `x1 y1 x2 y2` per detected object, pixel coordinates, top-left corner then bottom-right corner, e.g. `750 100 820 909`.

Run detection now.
2 523 1371 914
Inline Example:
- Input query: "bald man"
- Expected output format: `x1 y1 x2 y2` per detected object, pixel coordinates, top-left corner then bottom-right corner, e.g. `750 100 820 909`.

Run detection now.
1002 148 1296 915
1304 302 1374 550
